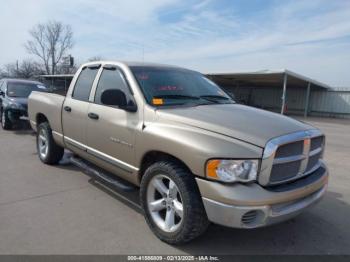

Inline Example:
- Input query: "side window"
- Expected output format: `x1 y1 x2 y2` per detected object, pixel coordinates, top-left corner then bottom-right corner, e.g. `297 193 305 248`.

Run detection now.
72 67 99 101
94 68 134 107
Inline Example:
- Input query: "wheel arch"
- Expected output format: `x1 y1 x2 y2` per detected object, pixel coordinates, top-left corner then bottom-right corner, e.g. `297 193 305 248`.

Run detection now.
138 150 194 183
36 113 49 126
35 113 64 147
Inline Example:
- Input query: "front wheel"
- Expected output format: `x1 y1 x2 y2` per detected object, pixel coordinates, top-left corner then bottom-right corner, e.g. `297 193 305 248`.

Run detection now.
140 161 209 244
36 122 64 165
1 109 12 130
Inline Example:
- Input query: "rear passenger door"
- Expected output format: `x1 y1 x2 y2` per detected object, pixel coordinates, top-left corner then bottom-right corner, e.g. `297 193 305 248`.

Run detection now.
62 65 100 152
86 65 140 174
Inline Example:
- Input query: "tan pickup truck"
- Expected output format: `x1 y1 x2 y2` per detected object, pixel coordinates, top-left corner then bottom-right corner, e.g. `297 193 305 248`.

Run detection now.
28 61 328 244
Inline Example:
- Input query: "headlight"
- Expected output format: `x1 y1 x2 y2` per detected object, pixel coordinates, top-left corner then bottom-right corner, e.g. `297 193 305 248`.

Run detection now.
9 102 21 109
206 159 259 183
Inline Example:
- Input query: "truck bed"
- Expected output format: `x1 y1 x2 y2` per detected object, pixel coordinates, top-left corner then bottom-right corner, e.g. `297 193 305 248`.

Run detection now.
28 91 65 135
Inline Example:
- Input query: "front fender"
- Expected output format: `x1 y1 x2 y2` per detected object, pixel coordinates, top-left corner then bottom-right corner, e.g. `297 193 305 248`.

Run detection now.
135 122 263 177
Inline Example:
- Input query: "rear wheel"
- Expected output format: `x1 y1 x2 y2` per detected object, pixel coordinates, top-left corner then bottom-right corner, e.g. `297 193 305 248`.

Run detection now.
1 109 12 130
36 122 64 165
140 161 209 244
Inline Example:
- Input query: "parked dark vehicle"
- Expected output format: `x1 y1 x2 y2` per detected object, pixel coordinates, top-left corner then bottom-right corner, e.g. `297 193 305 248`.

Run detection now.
0 79 47 130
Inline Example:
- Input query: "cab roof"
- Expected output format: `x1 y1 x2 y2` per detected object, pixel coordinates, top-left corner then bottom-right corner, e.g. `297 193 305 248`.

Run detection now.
81 60 184 69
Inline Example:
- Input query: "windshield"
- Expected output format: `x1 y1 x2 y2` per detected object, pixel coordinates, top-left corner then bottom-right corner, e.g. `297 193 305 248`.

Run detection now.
130 66 234 107
7 82 46 98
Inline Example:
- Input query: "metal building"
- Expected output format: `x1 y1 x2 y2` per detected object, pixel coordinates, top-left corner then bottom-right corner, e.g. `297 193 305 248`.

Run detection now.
207 69 332 117
37 74 74 95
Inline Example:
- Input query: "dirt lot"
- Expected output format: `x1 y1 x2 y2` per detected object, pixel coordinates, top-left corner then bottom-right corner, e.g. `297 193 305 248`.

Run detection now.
0 117 349 255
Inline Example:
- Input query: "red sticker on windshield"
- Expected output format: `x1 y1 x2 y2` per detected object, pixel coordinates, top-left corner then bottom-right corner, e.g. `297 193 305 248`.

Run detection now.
158 86 183 91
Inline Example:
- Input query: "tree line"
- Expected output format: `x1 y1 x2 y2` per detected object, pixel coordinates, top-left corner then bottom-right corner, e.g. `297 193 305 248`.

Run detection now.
0 20 77 79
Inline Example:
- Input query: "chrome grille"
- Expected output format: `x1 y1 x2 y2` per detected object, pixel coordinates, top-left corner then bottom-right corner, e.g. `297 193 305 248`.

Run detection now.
259 130 324 186
311 136 324 151
306 151 322 172
275 141 303 158
270 160 302 183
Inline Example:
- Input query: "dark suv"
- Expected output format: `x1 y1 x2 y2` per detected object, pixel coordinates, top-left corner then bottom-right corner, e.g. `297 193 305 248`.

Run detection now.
0 79 47 130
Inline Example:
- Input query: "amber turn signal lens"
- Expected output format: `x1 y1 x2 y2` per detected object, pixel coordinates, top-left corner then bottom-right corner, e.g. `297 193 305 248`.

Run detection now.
206 160 220 179
152 98 164 105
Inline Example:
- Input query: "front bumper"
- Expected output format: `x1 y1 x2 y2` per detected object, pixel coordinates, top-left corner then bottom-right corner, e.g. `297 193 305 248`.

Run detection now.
7 109 28 121
196 161 328 228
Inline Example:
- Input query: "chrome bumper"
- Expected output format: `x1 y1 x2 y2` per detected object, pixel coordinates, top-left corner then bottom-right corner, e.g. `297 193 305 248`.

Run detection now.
197 163 328 228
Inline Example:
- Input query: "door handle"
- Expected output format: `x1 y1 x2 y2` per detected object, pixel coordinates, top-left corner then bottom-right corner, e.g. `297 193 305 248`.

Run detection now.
64 106 72 112
88 112 99 120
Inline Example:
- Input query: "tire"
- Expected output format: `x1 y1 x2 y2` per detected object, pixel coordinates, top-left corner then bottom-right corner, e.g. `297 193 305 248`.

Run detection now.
140 161 209 244
1 109 12 130
36 122 64 165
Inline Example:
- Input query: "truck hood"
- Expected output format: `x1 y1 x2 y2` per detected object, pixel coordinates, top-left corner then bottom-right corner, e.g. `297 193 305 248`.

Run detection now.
156 104 313 147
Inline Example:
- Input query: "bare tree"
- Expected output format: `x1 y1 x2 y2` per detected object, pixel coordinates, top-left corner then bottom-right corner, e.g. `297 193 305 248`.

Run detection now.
25 21 73 75
17 60 44 78
0 68 7 78
0 60 44 79
1 63 17 78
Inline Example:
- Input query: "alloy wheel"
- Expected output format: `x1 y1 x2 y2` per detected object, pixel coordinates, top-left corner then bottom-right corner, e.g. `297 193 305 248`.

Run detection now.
147 174 184 233
38 128 49 159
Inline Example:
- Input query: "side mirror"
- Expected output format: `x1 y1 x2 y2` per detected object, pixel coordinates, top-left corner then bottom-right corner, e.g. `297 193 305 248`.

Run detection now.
101 89 137 112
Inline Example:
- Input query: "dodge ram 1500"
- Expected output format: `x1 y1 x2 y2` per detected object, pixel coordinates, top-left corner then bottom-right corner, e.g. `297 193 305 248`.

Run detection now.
28 61 328 244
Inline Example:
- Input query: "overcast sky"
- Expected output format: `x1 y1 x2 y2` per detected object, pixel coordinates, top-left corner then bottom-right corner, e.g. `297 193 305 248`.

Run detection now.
1 0 350 86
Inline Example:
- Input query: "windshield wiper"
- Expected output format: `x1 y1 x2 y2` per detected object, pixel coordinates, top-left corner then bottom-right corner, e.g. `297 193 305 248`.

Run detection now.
153 95 200 100
200 95 229 100
199 95 234 104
